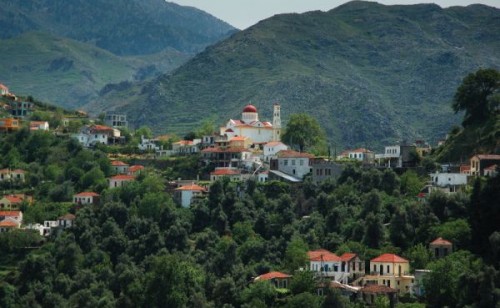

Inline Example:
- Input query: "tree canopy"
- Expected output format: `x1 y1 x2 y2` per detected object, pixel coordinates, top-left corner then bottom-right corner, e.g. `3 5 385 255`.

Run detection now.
282 113 327 153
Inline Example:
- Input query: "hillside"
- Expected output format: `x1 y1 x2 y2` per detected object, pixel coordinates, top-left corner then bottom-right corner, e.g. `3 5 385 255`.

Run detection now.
90 1 500 150
0 32 190 109
0 0 236 55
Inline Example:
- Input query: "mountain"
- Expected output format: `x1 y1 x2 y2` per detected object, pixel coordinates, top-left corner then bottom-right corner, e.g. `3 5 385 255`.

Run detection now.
0 0 236 107
89 1 500 150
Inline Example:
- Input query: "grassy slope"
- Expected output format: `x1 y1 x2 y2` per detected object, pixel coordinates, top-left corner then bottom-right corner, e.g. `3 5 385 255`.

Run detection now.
0 32 189 108
91 2 500 150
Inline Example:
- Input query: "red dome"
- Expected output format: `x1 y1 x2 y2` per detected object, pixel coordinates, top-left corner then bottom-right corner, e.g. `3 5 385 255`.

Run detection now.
243 104 257 113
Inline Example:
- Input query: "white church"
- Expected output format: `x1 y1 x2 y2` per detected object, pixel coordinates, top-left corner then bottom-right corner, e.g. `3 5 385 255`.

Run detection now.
219 103 281 144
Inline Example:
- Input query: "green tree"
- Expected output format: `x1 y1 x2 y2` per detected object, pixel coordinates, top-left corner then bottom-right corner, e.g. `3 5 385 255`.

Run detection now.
289 270 316 295
452 68 500 126
283 236 308 273
282 113 327 153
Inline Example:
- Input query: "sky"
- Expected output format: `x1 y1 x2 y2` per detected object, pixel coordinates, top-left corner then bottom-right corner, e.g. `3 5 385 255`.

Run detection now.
168 0 500 29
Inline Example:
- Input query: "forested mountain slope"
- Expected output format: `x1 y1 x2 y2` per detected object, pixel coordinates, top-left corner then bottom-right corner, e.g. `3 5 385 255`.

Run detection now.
92 1 500 149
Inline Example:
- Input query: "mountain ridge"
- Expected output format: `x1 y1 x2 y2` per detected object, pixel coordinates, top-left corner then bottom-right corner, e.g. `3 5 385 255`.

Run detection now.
89 1 500 150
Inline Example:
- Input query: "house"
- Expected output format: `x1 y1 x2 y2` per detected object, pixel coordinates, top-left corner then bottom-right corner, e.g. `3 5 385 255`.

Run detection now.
429 172 467 192
111 160 129 174
274 150 314 180
340 253 365 281
0 83 9 95
484 164 499 177
311 159 344 184
73 192 100 205
307 249 349 283
220 103 281 144
0 195 24 210
58 214 75 228
74 124 117 147
201 147 253 168
210 168 242 182
0 169 26 182
104 111 128 128
172 139 201 155
375 143 417 168
262 141 288 162
429 237 453 258
108 175 135 188
128 165 145 176
9 100 34 118
358 284 398 308
415 140 432 157
138 136 162 152
363 253 414 295
257 171 269 183
337 148 375 164
30 121 49 131
470 154 500 176
0 210 23 226
254 271 292 289
174 184 207 207
460 164 471 175
0 118 20 132
0 218 20 232
229 136 252 149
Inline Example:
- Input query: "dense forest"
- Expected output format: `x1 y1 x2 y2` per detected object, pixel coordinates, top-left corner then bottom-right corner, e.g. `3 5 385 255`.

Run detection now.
0 127 499 307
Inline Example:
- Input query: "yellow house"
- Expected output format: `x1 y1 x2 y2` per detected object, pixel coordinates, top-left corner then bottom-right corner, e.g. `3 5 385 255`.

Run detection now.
0 118 20 132
229 136 252 149
363 253 414 295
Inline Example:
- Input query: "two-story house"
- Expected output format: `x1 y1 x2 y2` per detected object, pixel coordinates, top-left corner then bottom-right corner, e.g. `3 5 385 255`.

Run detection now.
174 184 207 207
111 160 129 174
254 271 292 289
470 154 500 176
73 192 100 205
363 253 414 295
274 150 315 180
262 141 288 162
307 249 349 283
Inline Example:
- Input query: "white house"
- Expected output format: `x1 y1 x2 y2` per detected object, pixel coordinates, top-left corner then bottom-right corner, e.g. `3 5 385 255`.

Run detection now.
210 168 242 182
108 175 135 188
429 172 467 191
0 210 23 223
263 141 288 162
174 184 207 207
257 171 269 183
0 218 20 232
172 139 201 155
58 214 75 228
73 192 100 205
337 148 374 163
0 169 26 182
307 249 350 283
111 160 129 174
276 150 314 179
29 121 49 131
74 125 117 147
138 136 162 151
0 83 9 96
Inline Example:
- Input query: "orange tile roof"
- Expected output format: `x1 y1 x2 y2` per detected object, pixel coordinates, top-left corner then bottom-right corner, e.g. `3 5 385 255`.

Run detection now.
255 271 291 281
12 169 25 173
0 220 18 227
0 211 21 217
430 237 452 246
74 192 100 197
174 140 194 146
265 141 286 147
371 253 408 263
175 184 206 191
91 124 113 132
308 249 341 262
211 169 241 176
350 148 373 153
129 165 145 173
3 195 23 203
111 175 135 180
277 150 315 159
111 160 128 166
340 253 357 262
0 84 8 90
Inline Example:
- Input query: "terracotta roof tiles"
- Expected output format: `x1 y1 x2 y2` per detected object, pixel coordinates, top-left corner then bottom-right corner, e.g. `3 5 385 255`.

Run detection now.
430 237 452 246
254 271 291 281
371 253 408 263
308 249 341 262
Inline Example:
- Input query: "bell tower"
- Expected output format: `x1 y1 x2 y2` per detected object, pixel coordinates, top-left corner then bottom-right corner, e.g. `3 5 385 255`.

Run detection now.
273 103 281 141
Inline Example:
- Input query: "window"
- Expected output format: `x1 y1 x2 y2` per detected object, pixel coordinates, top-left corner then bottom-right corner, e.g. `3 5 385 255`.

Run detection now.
387 265 390 274
292 160 296 166
284 160 288 166
300 160 304 166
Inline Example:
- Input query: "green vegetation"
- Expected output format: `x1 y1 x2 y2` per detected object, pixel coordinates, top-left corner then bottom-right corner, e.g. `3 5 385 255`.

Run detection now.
282 113 327 153
95 1 500 149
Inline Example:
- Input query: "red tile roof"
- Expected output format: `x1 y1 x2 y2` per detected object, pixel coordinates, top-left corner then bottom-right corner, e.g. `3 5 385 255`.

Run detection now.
74 192 100 197
211 169 241 176
255 271 291 281
360 284 398 294
0 211 21 217
128 165 145 173
110 175 135 180
265 141 286 147
277 150 315 159
111 160 128 166
202 147 250 153
473 154 500 160
0 220 18 227
91 125 113 132
430 237 452 246
230 136 248 141
243 104 257 113
175 184 206 191
485 164 498 171
371 253 408 263
3 195 23 203
308 249 341 262
340 253 357 262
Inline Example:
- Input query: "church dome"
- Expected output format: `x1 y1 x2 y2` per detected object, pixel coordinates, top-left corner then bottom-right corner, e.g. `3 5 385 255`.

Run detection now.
243 104 257 113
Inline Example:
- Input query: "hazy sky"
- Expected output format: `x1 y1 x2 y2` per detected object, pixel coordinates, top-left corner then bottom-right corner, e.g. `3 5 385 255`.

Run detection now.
168 0 500 29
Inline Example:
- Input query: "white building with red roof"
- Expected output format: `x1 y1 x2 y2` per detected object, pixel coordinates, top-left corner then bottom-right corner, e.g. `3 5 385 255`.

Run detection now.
0 210 23 232
74 124 118 147
0 83 9 96
363 253 414 295
108 175 135 188
172 139 201 155
254 271 291 289
210 168 242 182
128 165 145 176
470 154 500 176
263 141 288 162
274 150 315 180
340 253 365 279
174 184 207 207
429 237 453 258
29 121 49 131
0 168 26 182
337 148 374 163
0 195 24 210
58 214 75 228
73 192 100 205
220 103 281 144
111 160 129 174
307 249 350 283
